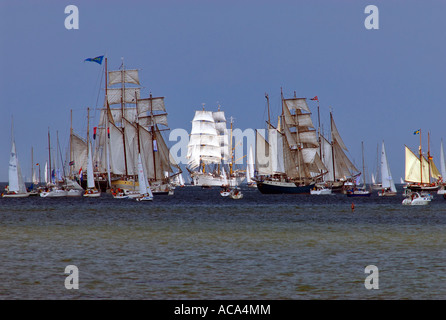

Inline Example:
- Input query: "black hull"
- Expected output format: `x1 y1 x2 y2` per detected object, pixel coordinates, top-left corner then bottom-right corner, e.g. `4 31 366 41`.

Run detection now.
257 181 315 194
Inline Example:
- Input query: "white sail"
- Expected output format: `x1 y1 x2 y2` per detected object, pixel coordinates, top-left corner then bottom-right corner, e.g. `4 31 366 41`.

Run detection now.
221 166 228 185
405 146 430 184
8 135 27 194
187 109 222 167
137 153 153 197
107 87 141 106
87 142 95 189
380 141 396 192
137 96 166 113
247 145 255 183
255 130 272 175
108 69 140 86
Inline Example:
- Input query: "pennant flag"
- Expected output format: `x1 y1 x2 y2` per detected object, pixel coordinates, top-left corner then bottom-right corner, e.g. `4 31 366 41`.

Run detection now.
310 96 318 101
107 127 110 139
93 127 97 140
413 129 420 135
84 55 104 65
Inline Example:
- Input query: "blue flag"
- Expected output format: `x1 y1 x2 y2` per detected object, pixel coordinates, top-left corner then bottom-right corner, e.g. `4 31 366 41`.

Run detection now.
84 55 104 65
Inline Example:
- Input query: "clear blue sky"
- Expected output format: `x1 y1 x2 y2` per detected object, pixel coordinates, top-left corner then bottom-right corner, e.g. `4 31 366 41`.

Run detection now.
1 0 446 182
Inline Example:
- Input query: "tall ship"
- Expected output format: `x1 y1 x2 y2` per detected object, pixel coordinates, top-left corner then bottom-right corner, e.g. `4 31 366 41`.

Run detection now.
254 90 327 194
86 57 180 194
186 105 245 187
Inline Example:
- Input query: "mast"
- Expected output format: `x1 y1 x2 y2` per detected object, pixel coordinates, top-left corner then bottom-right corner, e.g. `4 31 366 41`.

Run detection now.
48 128 51 184
428 131 431 184
420 129 423 184
361 141 366 188
150 92 157 181
330 111 336 183
266 93 271 127
70 109 73 178
120 59 129 176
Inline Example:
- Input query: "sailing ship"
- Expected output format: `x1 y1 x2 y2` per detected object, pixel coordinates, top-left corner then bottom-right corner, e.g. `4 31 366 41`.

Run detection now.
404 130 440 192
346 142 371 197
135 153 154 201
2 119 30 198
40 129 68 198
437 139 446 196
83 108 101 197
186 105 245 187
66 109 86 196
318 111 360 193
254 91 327 194
371 144 382 190
91 57 180 195
377 140 397 196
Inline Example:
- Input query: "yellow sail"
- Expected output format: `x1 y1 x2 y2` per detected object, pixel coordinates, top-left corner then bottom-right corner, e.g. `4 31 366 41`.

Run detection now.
404 146 430 184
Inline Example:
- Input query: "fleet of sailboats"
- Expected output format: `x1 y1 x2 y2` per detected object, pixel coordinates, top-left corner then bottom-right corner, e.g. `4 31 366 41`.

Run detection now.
3 55 446 205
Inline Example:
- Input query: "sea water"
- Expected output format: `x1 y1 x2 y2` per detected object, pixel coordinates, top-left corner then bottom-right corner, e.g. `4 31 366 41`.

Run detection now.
0 184 445 300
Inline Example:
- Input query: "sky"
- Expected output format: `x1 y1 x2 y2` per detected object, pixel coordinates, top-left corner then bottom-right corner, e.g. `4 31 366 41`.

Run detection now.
1 0 446 183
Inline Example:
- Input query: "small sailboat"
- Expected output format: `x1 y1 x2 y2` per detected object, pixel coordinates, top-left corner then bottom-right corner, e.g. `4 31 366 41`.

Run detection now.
402 191 431 205
2 120 30 198
377 140 397 197
220 166 231 197
40 129 68 198
135 153 153 201
346 142 371 197
84 109 101 198
83 142 101 197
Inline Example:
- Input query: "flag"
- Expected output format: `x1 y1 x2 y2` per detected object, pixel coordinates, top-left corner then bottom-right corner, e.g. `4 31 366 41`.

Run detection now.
84 55 104 65
93 127 97 140
69 160 74 166
310 96 318 101
107 127 110 139
413 129 420 135
79 168 83 182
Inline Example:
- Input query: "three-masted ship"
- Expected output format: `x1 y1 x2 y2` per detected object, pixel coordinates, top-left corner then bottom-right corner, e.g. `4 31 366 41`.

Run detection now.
254 90 328 194
186 105 245 187
85 57 180 194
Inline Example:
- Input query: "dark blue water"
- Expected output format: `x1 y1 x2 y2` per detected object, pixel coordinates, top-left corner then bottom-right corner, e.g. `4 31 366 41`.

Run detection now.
0 185 445 299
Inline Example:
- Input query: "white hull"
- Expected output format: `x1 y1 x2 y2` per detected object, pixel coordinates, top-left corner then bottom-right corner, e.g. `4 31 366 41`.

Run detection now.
402 192 431 205
40 189 68 197
191 172 244 187
2 192 30 198
67 189 83 197
310 188 332 195
136 194 153 201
